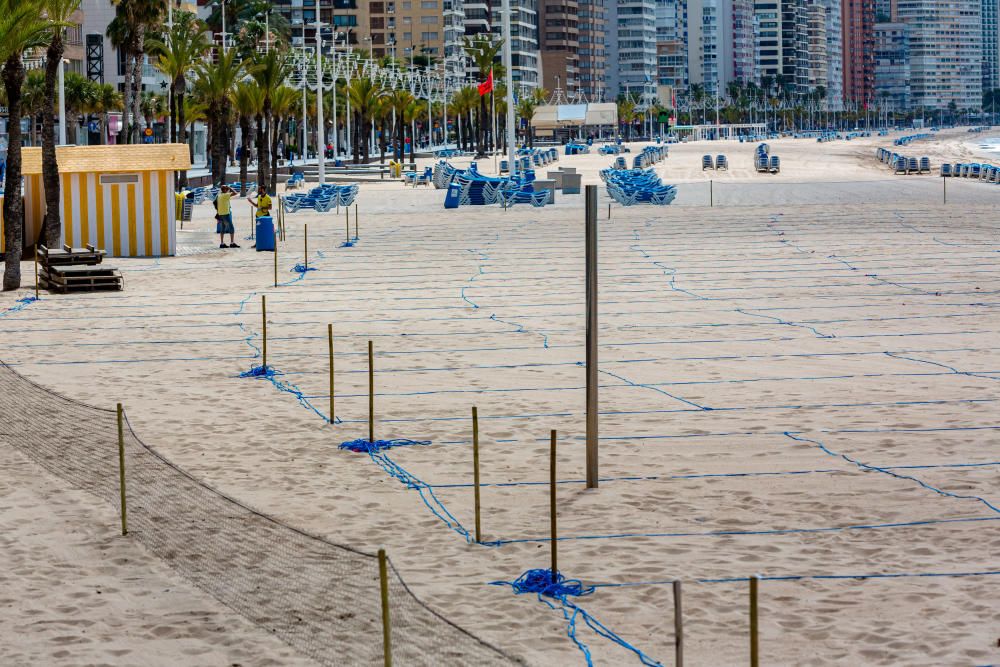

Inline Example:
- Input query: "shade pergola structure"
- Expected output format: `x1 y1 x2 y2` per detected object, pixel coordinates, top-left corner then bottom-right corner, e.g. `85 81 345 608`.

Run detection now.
530 103 618 140
670 123 767 141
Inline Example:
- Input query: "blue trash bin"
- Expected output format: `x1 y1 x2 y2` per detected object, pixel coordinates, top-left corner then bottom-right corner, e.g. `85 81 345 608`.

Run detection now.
444 182 462 209
255 216 275 251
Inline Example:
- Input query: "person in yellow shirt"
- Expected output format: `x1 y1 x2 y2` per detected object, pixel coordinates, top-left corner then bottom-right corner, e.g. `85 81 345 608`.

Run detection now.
249 185 272 219
214 185 238 248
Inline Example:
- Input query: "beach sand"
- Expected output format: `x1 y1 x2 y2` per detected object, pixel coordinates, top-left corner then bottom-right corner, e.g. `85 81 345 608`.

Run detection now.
1 127 999 666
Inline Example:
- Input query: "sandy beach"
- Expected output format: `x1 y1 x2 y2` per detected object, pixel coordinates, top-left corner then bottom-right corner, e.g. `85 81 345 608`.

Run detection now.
1 127 999 666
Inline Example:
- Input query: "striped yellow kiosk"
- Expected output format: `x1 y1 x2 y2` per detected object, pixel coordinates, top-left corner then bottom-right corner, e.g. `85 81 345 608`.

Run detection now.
1 144 191 257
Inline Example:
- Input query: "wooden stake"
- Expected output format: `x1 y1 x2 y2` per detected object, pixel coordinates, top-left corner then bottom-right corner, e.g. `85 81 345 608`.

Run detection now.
472 406 482 543
346 208 350 245
943 176 947 204
116 403 128 536
750 575 760 667
550 429 558 580
710 179 714 207
34 250 39 299
674 579 684 667
262 295 268 368
585 185 599 488
304 223 309 270
378 548 392 667
354 203 359 239
274 236 278 288
328 324 335 424
368 340 374 443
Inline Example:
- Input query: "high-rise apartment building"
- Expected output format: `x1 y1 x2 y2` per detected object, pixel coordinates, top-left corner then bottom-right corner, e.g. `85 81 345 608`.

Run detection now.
807 2 828 90
895 0 981 110
491 0 540 90
577 0 607 100
874 21 909 109
754 0 809 94
540 0 581 94
687 0 736 96
842 0 875 104
824 0 844 108
606 0 658 102
732 0 757 81
984 0 1000 92
655 0 688 92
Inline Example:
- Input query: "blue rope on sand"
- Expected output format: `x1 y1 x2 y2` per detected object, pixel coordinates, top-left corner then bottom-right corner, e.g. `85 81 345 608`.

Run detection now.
339 240 356 248
0 296 40 318
292 264 317 274
339 438 430 453
239 364 275 379
492 569 662 667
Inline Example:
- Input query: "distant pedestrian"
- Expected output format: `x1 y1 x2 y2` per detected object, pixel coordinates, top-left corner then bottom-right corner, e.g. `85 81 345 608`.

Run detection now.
214 185 238 248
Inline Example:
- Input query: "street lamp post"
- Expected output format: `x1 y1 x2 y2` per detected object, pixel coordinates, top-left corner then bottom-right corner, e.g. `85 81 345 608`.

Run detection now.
315 20 325 184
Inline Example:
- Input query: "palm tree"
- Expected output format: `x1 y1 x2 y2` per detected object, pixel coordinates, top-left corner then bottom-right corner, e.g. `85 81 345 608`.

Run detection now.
268 85 297 193
62 71 95 145
194 48 243 186
21 70 48 146
617 97 636 140
89 82 123 146
463 34 502 156
249 50 292 192
347 76 379 164
139 91 166 132
385 88 414 160
231 80 262 195
148 9 210 171
107 0 162 144
2 0 51 289
38 0 80 246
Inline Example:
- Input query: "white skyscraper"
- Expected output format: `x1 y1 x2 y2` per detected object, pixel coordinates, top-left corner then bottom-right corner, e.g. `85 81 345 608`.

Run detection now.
607 0 659 103
824 0 844 109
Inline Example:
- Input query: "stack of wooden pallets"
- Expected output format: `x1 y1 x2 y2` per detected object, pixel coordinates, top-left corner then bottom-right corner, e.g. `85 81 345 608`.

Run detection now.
38 244 123 293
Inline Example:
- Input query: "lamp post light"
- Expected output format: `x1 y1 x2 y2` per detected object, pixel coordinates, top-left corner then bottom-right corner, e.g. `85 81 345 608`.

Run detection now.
315 19 325 184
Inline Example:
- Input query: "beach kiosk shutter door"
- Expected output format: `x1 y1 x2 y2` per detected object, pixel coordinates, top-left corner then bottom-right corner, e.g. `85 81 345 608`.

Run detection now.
0 174 47 254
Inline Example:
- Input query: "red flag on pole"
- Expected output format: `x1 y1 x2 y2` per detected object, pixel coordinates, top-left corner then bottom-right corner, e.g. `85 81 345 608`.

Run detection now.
478 68 494 96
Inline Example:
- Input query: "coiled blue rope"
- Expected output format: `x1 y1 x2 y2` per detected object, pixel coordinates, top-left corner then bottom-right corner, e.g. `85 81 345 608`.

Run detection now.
339 438 431 453
492 569 662 666
292 264 317 273
239 364 275 379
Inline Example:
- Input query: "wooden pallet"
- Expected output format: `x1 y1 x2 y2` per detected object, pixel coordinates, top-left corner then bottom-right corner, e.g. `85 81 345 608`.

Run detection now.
41 264 123 293
38 244 105 267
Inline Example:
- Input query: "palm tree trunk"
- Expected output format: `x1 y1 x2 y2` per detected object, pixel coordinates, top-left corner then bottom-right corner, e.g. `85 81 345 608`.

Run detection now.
170 78 179 143
2 55 27 290
42 34 64 248
255 112 266 188
122 52 134 145
396 111 405 162
130 33 144 144
177 87 188 188
269 116 281 194
211 112 227 186
260 106 271 192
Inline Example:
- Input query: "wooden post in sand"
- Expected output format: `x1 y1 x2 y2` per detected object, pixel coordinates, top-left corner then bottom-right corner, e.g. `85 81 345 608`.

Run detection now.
674 579 684 667
354 203 359 238
368 340 375 443
262 295 268 368
328 324 335 423
550 429 558 580
472 406 482 543
710 179 714 207
378 548 392 667
116 403 128 536
304 223 309 270
750 574 760 667
34 251 39 299
585 185 599 488
346 208 351 245
274 237 278 288
943 177 947 205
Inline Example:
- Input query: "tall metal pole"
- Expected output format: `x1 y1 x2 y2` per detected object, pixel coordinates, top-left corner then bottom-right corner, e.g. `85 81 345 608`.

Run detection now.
58 59 66 145
315 22 325 184
501 0 516 173
331 34 339 161
585 184 598 488
221 0 226 54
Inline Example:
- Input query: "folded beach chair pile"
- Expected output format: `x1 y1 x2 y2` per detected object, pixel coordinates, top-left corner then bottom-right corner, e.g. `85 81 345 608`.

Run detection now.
632 145 668 169
600 168 677 206
432 160 460 189
877 148 930 175
703 154 727 170
754 143 778 173
518 147 559 166
941 161 1000 182
283 184 360 213
598 144 625 155
565 143 590 156
434 148 464 158
285 173 305 190
894 133 933 146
